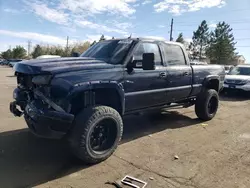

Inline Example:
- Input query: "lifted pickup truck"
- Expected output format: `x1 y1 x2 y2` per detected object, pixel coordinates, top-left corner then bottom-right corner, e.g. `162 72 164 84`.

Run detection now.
10 38 225 164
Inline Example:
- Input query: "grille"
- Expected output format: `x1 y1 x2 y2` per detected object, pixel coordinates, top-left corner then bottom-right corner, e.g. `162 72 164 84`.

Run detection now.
225 79 247 85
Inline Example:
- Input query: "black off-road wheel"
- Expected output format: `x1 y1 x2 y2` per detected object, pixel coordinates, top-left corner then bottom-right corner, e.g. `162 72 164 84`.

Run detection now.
195 89 219 121
69 105 123 164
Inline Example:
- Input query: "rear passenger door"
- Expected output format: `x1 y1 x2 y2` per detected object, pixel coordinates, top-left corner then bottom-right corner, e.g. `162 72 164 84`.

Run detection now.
160 43 192 101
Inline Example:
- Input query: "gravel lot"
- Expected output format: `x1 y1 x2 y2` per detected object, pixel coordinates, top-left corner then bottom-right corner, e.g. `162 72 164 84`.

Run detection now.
0 67 250 188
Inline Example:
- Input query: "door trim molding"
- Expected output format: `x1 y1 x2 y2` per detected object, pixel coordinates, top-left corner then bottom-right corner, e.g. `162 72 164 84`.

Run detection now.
125 85 202 97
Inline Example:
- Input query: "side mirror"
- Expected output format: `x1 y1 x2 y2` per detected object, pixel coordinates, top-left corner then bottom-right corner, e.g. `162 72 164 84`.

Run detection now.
142 53 155 70
72 52 80 57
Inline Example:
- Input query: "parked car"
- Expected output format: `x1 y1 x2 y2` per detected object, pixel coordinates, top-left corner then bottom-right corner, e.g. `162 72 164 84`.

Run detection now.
8 59 23 67
0 59 4 65
10 38 225 164
224 65 250 91
0 59 9 65
190 61 207 65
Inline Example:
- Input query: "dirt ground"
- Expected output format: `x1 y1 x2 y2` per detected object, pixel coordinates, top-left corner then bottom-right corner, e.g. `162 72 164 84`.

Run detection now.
0 67 250 188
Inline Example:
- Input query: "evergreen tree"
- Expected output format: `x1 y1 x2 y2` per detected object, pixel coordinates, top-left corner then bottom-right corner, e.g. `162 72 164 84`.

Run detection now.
54 47 65 57
206 22 237 64
192 20 210 60
32 45 43 58
12 46 27 59
176 33 184 44
1 49 13 59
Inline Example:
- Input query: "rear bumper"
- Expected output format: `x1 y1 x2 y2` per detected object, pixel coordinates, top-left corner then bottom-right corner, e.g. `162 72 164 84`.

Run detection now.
10 100 74 139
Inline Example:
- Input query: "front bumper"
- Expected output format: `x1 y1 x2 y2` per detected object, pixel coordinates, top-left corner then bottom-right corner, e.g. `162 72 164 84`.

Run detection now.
223 84 250 91
10 87 75 139
10 100 74 139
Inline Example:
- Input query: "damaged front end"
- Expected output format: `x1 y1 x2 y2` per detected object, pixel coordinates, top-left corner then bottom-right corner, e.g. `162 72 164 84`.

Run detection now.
10 72 74 139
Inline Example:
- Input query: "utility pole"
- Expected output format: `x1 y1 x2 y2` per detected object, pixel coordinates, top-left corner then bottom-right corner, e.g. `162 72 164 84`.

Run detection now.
66 36 69 56
27 40 32 56
170 18 173 41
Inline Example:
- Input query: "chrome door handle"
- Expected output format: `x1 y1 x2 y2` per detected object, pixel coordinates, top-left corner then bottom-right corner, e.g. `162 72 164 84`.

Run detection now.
183 72 189 76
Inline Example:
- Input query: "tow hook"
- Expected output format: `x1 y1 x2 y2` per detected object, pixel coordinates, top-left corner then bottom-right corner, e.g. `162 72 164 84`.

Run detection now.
10 101 23 117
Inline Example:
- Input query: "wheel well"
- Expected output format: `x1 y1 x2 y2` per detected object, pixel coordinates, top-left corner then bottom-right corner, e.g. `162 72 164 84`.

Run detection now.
205 79 219 92
70 88 123 115
94 88 122 115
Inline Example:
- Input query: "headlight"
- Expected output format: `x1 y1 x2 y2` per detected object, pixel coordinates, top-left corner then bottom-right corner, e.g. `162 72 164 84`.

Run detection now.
32 75 52 85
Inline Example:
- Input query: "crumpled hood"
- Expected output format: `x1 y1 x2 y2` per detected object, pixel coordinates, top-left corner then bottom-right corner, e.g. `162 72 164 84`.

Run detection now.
225 75 250 81
14 57 115 74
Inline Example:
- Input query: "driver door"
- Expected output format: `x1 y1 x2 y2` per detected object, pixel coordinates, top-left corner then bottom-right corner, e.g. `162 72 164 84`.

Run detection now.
123 42 169 112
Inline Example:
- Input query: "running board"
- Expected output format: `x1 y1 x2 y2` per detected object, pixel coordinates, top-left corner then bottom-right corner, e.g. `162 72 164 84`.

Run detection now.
163 102 193 110
124 102 193 116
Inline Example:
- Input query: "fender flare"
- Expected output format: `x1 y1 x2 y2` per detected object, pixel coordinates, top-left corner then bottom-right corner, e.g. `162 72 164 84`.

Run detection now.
202 75 220 90
68 81 125 114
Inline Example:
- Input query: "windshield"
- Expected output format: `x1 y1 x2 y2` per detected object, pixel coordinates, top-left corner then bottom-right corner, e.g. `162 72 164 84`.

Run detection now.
81 40 133 64
228 67 250 76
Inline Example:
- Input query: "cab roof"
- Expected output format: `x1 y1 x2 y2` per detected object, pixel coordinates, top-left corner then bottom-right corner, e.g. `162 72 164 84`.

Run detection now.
107 37 183 46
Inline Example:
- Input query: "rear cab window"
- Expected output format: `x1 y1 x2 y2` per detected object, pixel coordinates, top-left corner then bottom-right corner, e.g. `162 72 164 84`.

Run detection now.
161 43 186 66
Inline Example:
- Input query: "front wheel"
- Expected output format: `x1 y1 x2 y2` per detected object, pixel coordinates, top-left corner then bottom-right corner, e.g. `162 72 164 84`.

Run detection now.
195 89 219 121
68 106 123 164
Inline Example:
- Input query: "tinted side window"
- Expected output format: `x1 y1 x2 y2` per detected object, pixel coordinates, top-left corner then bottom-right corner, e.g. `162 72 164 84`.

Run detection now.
133 43 144 60
133 43 162 65
163 44 186 66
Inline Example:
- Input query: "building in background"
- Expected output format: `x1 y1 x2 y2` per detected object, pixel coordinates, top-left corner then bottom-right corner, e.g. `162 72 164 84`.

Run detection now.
231 55 246 65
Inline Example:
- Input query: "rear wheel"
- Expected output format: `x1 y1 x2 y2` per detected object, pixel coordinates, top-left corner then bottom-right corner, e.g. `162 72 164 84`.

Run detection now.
69 105 123 164
195 89 219 121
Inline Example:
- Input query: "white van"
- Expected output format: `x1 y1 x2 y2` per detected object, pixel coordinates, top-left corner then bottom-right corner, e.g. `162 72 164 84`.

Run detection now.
36 55 61 59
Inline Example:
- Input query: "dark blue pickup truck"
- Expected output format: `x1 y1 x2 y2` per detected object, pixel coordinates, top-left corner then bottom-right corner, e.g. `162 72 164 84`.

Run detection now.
10 38 225 163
